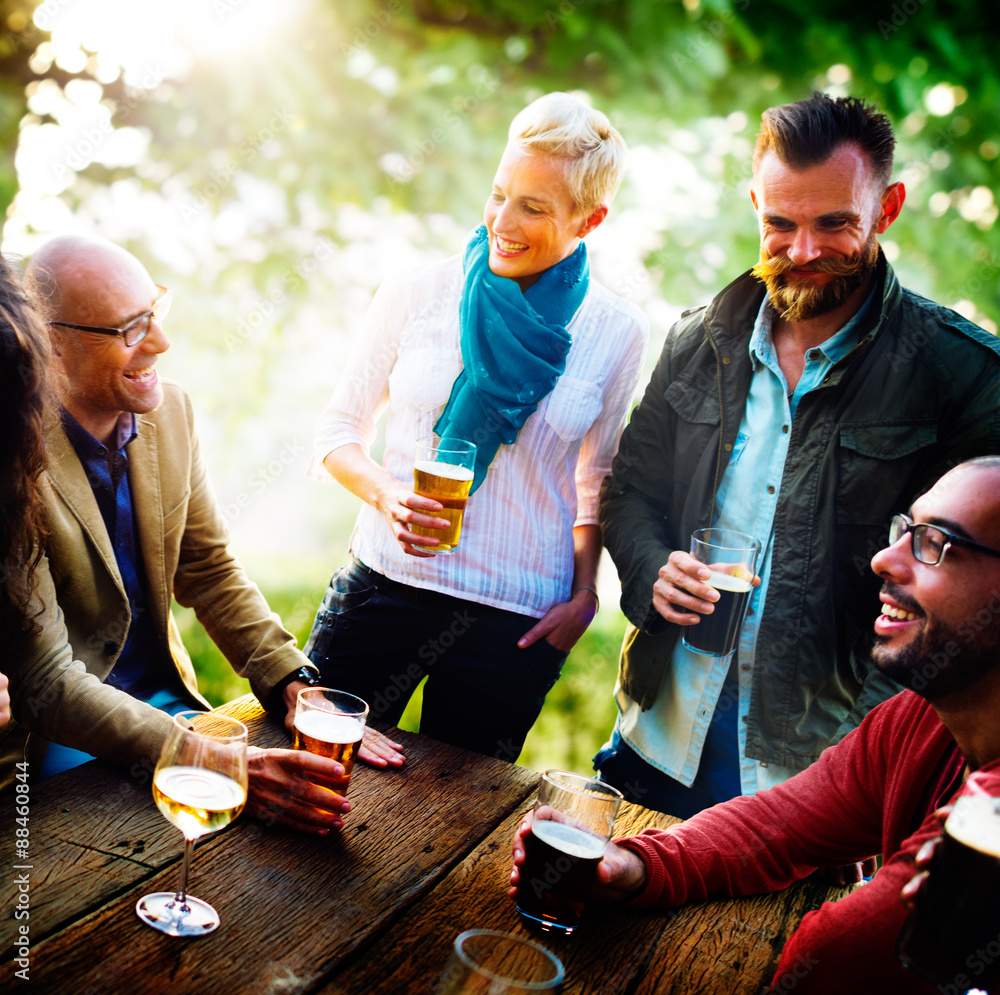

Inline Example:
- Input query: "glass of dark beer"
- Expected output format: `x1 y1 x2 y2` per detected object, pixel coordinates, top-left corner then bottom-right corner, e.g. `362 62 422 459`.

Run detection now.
293 687 368 796
434 929 565 994
681 527 761 658
897 790 1000 992
412 436 477 555
516 770 623 937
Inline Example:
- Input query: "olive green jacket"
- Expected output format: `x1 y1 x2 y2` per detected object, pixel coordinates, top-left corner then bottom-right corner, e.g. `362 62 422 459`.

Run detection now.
1 382 307 790
600 255 1000 770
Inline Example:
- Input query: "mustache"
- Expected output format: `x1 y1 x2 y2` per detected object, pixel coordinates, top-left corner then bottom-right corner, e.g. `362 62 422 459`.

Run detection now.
751 252 866 281
879 583 924 617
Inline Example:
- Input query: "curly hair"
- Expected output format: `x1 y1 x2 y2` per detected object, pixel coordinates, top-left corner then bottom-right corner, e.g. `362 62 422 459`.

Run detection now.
0 255 52 643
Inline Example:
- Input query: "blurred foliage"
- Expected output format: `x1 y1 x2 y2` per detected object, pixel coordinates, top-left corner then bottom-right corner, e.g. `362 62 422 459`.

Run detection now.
0 0 997 321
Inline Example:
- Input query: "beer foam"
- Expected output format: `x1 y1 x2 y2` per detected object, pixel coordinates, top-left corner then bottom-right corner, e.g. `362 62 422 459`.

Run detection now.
414 459 474 482
294 710 365 744
947 796 1000 858
707 570 752 594
532 818 606 859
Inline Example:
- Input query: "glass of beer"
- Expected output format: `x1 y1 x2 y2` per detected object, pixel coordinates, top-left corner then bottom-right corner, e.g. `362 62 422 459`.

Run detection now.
434 929 565 994
516 770 623 937
681 527 761 658
293 687 368 796
412 436 477 555
136 711 248 937
897 787 1000 992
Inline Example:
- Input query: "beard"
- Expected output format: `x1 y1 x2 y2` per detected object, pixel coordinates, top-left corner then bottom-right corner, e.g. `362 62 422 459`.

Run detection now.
751 229 880 322
871 584 1000 701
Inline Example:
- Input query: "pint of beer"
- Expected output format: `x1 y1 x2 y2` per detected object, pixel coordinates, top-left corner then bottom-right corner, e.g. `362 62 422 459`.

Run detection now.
681 527 761 658
897 792 1000 991
412 437 477 555
516 770 623 937
293 688 369 796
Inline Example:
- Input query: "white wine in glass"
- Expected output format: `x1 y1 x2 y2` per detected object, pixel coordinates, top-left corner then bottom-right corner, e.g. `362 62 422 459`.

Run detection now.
135 710 248 937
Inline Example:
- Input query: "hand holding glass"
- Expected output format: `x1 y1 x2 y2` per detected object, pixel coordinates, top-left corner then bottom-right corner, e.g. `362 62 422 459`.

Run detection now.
897 788 1000 990
135 710 248 937
293 687 368 795
434 929 565 994
681 527 761 657
516 770 623 937
412 436 477 555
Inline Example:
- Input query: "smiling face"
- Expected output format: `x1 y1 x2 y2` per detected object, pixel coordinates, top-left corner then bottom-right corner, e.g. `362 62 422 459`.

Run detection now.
48 242 169 444
483 143 606 292
870 464 1000 700
749 143 903 322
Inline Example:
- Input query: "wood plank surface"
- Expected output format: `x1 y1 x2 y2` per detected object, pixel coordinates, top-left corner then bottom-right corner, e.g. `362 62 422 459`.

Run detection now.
1 698 539 994
0 697 287 947
324 799 849 994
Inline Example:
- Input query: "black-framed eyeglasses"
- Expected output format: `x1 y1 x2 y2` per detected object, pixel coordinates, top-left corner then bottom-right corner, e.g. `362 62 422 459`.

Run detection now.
49 285 172 347
888 512 1000 567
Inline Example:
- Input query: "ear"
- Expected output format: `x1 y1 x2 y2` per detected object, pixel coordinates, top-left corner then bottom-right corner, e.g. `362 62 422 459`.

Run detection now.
577 205 608 239
46 326 70 375
876 182 905 233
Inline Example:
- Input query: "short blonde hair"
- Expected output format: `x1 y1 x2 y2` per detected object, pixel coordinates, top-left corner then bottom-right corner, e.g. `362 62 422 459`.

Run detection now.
509 92 626 215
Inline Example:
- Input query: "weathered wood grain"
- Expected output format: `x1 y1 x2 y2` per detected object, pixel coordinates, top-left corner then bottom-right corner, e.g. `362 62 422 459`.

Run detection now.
2 699 538 994
320 797 848 994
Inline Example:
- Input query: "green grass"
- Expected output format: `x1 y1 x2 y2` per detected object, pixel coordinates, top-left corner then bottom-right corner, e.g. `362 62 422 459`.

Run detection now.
178 585 624 777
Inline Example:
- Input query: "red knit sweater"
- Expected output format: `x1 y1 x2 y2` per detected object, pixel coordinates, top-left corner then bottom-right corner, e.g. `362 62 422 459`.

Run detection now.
615 690 1000 994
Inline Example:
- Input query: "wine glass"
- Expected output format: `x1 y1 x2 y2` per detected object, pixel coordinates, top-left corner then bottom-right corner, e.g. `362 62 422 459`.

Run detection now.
135 710 249 937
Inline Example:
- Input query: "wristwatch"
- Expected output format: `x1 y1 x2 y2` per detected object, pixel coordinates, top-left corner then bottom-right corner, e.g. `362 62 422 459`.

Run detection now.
265 665 322 716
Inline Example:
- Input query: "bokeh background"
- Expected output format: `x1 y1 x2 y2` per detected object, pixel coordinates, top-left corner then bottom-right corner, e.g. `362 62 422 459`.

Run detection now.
2 0 997 772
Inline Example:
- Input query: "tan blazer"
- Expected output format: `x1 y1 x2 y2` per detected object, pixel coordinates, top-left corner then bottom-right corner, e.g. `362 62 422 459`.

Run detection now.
1 382 307 789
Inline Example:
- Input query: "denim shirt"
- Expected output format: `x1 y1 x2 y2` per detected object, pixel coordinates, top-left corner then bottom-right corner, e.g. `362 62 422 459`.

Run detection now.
60 409 166 696
613 288 876 793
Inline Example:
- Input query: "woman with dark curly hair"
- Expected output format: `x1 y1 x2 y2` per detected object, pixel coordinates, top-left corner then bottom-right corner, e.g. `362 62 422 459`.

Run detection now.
0 254 53 726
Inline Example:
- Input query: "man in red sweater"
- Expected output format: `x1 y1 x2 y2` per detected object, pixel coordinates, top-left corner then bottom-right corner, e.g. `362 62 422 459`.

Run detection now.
510 456 1000 994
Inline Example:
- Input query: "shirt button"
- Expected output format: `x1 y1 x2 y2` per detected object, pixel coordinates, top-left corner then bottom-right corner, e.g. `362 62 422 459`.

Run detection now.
782 424 789 433
741 664 751 672
722 356 731 365
809 350 820 360
767 484 775 494
724 443 732 452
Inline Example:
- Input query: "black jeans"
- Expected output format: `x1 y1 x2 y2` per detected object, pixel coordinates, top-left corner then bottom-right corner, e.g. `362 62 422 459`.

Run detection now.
305 559 568 762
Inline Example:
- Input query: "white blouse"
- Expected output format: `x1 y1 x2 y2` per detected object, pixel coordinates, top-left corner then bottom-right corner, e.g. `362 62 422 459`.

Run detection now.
313 253 648 618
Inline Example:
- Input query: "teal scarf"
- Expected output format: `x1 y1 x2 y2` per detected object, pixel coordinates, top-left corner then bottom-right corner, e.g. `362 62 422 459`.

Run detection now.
433 224 590 492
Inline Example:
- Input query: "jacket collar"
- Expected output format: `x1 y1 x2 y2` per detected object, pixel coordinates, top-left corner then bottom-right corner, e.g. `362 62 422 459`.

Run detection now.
47 415 122 590
46 408 164 603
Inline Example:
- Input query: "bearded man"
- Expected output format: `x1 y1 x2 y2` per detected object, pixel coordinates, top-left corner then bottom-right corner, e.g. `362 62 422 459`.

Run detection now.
594 93 1000 854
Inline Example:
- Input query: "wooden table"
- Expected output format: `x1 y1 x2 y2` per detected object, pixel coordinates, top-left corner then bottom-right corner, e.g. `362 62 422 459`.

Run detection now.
1 697 848 993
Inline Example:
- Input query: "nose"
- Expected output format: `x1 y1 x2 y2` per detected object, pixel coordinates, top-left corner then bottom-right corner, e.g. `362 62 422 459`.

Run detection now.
871 530 914 582
785 227 822 266
491 199 516 234
141 318 170 355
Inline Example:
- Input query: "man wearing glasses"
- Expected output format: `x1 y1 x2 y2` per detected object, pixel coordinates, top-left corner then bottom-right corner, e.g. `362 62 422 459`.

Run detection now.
3 235 403 832
511 457 1000 994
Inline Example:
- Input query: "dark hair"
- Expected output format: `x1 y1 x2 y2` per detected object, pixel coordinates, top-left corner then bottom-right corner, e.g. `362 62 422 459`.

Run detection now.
753 92 896 187
0 255 52 643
